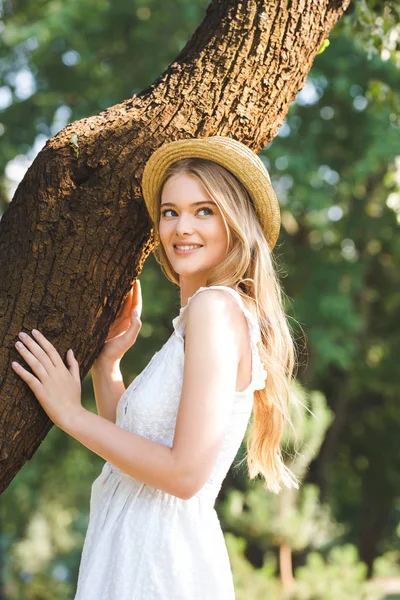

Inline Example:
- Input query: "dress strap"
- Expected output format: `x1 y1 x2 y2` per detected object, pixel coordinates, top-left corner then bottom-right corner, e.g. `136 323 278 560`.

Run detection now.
172 285 267 392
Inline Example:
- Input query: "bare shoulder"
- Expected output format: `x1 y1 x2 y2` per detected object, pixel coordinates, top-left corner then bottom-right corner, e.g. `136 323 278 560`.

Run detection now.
185 288 247 358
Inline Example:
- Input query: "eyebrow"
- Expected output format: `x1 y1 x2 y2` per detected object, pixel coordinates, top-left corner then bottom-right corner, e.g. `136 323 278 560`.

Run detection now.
160 200 216 207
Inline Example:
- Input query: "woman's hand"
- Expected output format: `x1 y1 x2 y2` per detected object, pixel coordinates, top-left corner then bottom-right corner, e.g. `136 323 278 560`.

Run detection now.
11 329 83 431
96 279 142 364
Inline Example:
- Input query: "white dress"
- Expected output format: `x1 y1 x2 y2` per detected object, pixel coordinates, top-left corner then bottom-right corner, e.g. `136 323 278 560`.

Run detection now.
73 285 267 600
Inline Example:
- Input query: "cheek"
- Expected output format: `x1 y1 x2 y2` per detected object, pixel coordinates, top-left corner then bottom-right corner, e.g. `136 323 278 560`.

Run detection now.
158 221 170 241
205 229 228 260
209 219 228 246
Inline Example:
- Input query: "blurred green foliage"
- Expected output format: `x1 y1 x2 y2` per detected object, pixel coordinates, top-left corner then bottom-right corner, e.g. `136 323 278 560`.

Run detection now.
293 545 382 600
1 0 400 597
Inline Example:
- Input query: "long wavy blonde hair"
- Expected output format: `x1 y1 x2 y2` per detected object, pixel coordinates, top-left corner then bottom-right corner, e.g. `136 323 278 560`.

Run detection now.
152 157 300 494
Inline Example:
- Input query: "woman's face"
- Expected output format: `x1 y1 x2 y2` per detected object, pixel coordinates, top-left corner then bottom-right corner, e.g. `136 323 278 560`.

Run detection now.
159 172 228 285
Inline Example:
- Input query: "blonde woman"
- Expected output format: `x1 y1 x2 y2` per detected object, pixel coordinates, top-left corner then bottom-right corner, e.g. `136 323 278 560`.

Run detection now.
12 136 299 599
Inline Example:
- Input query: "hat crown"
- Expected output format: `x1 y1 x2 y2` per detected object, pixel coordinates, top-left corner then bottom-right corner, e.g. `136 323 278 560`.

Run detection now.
206 136 272 183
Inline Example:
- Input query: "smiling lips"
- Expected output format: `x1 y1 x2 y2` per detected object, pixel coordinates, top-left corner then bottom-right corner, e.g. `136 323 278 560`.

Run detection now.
173 244 203 255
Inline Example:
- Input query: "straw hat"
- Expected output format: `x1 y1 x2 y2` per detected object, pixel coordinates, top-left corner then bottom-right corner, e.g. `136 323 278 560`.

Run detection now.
141 135 281 251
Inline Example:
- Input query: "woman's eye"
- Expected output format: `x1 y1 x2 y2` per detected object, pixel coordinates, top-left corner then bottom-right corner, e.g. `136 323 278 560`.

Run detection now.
198 207 213 216
161 207 213 218
161 209 174 218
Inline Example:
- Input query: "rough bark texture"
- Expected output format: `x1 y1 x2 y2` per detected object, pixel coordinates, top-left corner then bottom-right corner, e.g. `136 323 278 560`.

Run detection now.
0 0 350 493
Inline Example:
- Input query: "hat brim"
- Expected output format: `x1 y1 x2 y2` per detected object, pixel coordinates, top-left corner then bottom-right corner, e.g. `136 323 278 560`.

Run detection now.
141 136 280 251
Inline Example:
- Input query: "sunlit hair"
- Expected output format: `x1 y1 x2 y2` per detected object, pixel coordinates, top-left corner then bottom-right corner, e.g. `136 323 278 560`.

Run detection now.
153 157 301 494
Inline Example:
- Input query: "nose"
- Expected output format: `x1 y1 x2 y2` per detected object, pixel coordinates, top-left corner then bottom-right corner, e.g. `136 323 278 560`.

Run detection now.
174 214 195 237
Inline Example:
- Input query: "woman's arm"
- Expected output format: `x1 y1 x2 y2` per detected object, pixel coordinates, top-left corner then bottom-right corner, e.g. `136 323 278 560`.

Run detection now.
91 358 126 423
61 290 242 500
63 410 181 496
171 290 242 497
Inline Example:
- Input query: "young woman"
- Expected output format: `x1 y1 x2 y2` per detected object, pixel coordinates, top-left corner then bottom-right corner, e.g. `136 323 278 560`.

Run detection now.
12 136 299 599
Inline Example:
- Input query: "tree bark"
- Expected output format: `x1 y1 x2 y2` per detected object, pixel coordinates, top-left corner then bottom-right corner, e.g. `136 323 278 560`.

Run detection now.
0 0 350 493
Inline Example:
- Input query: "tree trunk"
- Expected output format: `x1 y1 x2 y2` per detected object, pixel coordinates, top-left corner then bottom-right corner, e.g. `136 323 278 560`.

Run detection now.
359 478 393 578
279 540 295 592
0 0 350 493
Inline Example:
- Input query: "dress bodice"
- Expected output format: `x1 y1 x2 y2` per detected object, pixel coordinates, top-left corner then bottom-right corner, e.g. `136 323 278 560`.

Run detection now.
114 285 267 505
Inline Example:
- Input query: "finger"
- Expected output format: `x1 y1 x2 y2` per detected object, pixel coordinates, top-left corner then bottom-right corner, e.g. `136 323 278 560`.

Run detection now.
12 361 42 394
15 340 49 380
132 308 141 323
133 280 142 314
29 329 64 369
67 349 80 381
127 287 135 312
119 287 134 319
16 332 54 372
